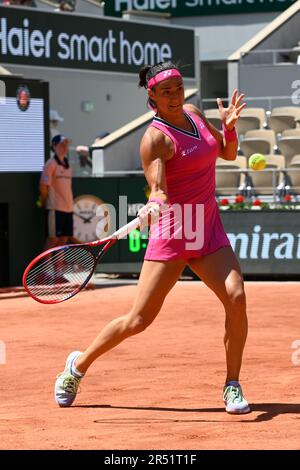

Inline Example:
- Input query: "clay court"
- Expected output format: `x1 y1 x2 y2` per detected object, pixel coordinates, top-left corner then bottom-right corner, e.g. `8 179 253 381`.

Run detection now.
1 281 300 450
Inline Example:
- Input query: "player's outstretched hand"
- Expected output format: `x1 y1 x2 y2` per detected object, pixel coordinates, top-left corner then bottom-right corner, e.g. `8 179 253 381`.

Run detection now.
217 89 247 131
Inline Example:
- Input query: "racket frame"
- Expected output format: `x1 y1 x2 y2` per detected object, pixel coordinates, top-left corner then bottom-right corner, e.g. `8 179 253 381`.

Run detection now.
23 216 140 304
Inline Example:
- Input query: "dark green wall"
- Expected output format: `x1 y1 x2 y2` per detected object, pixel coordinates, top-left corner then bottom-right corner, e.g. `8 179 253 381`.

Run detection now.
0 174 148 286
1 174 300 285
0 173 45 286
73 176 148 265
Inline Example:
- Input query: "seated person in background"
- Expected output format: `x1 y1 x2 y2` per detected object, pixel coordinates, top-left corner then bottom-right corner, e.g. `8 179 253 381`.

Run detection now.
2 0 36 5
58 0 76 11
76 132 110 169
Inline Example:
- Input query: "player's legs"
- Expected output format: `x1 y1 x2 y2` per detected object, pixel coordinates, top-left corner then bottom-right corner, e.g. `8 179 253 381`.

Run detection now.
44 236 68 250
56 211 72 247
74 259 186 374
57 236 68 246
55 259 185 406
188 246 247 383
44 210 58 250
46 211 72 249
44 237 59 250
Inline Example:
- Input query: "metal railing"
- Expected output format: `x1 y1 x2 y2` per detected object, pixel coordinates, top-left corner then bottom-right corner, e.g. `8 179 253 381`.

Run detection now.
239 48 300 66
68 146 145 177
68 144 300 202
201 96 297 113
215 167 300 203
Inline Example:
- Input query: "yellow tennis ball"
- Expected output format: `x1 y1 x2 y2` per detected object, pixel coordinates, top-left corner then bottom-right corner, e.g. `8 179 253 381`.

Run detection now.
36 196 42 208
249 153 266 171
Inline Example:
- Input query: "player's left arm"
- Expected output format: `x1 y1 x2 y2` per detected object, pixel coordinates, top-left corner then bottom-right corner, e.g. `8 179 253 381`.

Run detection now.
184 90 246 161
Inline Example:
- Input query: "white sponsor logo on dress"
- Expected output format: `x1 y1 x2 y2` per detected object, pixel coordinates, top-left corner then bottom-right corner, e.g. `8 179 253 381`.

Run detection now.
181 145 198 157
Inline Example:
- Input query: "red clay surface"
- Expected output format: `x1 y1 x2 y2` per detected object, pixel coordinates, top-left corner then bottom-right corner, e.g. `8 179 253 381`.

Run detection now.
0 281 300 450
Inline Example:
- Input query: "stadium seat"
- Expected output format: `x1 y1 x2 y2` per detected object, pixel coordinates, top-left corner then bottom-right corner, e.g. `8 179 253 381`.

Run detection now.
248 154 285 195
215 156 247 195
278 135 300 167
286 155 300 194
288 45 300 64
281 129 300 138
236 108 266 135
204 109 222 130
239 129 276 157
268 107 300 134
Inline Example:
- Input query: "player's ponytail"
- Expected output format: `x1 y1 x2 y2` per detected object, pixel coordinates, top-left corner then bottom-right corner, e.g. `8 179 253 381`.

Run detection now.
138 66 152 88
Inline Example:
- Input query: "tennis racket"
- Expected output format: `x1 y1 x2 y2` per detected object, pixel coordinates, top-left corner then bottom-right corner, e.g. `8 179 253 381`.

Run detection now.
23 216 141 304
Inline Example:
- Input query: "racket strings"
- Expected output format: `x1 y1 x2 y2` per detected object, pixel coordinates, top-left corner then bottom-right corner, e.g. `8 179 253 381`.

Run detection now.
25 246 101 302
26 251 90 289
26 248 87 279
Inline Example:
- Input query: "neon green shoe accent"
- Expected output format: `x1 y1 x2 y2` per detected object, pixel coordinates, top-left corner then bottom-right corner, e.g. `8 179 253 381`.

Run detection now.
60 374 81 395
54 351 83 407
223 384 250 414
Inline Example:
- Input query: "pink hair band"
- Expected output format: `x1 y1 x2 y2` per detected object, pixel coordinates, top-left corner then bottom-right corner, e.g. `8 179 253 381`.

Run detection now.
147 69 182 89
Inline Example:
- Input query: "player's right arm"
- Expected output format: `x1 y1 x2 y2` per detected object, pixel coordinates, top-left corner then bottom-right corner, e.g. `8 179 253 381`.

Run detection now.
39 160 54 208
140 127 173 206
39 184 49 208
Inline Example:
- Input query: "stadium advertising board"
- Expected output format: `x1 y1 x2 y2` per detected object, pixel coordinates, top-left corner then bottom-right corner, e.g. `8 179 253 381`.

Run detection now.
104 0 295 18
222 211 300 275
122 209 300 275
0 6 195 76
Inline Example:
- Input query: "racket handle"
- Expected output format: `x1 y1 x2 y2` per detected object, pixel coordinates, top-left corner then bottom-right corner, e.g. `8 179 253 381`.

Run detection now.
112 216 140 240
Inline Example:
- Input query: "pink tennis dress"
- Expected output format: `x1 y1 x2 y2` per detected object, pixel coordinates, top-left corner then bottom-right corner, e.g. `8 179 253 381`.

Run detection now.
144 110 231 261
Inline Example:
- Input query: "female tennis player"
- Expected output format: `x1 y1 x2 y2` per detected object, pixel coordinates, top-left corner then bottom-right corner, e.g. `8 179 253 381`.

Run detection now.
55 61 250 414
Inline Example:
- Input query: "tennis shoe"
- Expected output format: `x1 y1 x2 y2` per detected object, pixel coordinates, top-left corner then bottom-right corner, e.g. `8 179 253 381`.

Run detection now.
54 351 83 407
223 382 250 414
